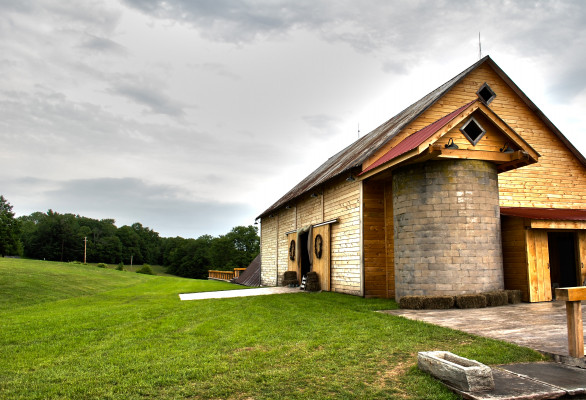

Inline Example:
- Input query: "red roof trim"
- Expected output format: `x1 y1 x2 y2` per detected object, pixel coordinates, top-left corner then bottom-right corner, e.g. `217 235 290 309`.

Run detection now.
360 100 477 176
500 207 586 221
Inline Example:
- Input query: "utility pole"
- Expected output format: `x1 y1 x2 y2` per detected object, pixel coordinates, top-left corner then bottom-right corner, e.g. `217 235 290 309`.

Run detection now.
83 237 87 264
130 254 133 267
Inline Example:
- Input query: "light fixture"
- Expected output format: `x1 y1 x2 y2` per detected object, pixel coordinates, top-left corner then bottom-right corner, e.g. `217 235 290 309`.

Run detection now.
285 204 291 209
346 174 355 182
445 138 459 150
500 142 514 153
310 193 318 198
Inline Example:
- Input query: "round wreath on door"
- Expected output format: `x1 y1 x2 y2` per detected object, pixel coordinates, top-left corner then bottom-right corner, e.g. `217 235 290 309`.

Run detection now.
289 240 296 261
314 234 323 259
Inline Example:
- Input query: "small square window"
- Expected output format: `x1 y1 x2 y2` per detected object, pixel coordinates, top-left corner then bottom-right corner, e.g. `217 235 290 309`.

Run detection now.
460 117 486 146
477 83 496 105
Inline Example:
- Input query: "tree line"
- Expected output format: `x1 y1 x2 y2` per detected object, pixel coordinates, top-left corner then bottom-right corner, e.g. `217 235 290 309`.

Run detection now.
0 195 259 279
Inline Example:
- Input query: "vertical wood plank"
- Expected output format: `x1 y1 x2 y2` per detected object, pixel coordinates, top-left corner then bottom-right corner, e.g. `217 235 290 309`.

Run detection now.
287 233 298 279
384 181 395 299
312 224 331 291
526 229 539 302
577 232 586 286
537 231 551 301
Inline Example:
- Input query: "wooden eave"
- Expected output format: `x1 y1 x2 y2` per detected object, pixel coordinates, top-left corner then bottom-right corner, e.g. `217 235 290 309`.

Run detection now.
359 103 540 180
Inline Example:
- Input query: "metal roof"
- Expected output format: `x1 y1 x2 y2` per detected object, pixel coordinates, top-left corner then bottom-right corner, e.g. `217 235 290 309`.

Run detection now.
258 56 586 219
231 254 261 287
360 100 477 176
500 207 586 221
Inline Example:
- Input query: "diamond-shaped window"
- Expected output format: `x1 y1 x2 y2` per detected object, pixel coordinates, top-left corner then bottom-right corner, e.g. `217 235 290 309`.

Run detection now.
460 117 486 146
477 83 496 105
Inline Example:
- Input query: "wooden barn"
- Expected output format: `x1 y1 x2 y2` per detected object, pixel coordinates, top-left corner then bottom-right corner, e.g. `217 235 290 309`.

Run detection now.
257 56 586 302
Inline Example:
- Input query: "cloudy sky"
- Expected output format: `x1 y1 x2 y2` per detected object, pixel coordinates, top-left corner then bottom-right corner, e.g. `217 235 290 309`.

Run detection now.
1 0 586 238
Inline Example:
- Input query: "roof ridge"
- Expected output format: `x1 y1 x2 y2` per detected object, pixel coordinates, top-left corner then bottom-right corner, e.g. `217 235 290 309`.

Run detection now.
257 57 492 218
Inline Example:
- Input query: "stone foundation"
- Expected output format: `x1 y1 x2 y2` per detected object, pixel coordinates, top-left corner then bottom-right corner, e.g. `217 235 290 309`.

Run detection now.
393 160 504 299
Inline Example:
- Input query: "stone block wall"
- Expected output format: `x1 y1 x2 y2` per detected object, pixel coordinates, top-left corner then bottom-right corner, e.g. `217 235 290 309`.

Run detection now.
393 159 504 299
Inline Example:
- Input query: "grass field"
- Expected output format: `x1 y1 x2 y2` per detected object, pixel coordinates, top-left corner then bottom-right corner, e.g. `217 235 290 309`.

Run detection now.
0 258 544 399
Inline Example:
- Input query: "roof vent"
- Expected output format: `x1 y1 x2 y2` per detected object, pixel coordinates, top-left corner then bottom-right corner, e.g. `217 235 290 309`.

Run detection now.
460 117 486 146
477 83 496 105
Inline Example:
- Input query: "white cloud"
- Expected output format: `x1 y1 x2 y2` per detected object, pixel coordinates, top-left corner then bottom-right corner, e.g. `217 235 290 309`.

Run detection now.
2 0 586 237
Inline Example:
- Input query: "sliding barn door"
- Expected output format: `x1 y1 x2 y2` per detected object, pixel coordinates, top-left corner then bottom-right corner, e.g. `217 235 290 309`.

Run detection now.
287 232 299 280
312 224 330 291
526 229 552 302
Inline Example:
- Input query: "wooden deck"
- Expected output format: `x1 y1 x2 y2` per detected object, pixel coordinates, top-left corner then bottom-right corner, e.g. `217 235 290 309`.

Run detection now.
208 268 246 281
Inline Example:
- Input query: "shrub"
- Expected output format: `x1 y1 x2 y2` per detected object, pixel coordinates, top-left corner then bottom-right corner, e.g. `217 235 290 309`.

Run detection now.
136 264 154 275
423 295 455 310
116 262 124 271
455 294 487 309
399 296 425 310
96 263 107 269
483 291 508 307
505 289 522 304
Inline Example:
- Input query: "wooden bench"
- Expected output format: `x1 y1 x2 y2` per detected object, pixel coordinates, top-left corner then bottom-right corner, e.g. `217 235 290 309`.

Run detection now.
555 287 586 358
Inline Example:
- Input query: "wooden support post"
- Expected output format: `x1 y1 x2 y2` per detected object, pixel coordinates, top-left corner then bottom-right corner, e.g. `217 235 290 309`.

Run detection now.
555 287 586 358
566 301 584 358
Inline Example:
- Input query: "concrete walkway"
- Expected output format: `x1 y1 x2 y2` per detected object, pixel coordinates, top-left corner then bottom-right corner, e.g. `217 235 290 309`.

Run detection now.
382 301 586 367
179 286 299 301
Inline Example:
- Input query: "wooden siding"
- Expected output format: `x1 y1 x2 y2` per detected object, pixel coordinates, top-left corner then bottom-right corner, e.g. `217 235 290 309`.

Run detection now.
501 216 530 301
365 63 586 210
324 176 361 294
261 175 361 294
384 182 395 298
363 179 386 298
526 229 552 302
435 111 516 153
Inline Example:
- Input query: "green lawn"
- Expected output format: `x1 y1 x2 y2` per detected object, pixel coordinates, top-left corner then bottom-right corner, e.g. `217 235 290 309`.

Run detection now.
0 258 544 399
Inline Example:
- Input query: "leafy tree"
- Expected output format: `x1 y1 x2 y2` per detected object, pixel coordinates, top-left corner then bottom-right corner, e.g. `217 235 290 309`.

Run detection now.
209 225 260 270
166 235 213 279
0 195 21 257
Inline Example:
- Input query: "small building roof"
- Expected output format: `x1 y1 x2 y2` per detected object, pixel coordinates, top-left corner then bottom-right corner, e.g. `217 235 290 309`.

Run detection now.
232 254 261 287
359 100 477 176
258 56 586 219
500 207 586 221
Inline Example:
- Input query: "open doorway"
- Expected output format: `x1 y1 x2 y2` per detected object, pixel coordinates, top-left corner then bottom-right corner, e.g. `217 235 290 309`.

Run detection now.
548 232 579 296
298 231 311 278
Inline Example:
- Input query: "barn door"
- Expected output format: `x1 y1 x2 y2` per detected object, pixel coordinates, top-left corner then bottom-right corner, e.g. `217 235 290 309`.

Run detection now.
287 232 299 280
312 224 330 291
526 229 552 302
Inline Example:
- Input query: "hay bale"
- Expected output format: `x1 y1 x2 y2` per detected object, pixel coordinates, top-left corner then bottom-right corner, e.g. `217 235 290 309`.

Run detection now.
504 289 522 304
455 294 487 309
282 271 299 286
483 291 508 307
423 296 455 310
399 296 425 310
305 271 320 292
